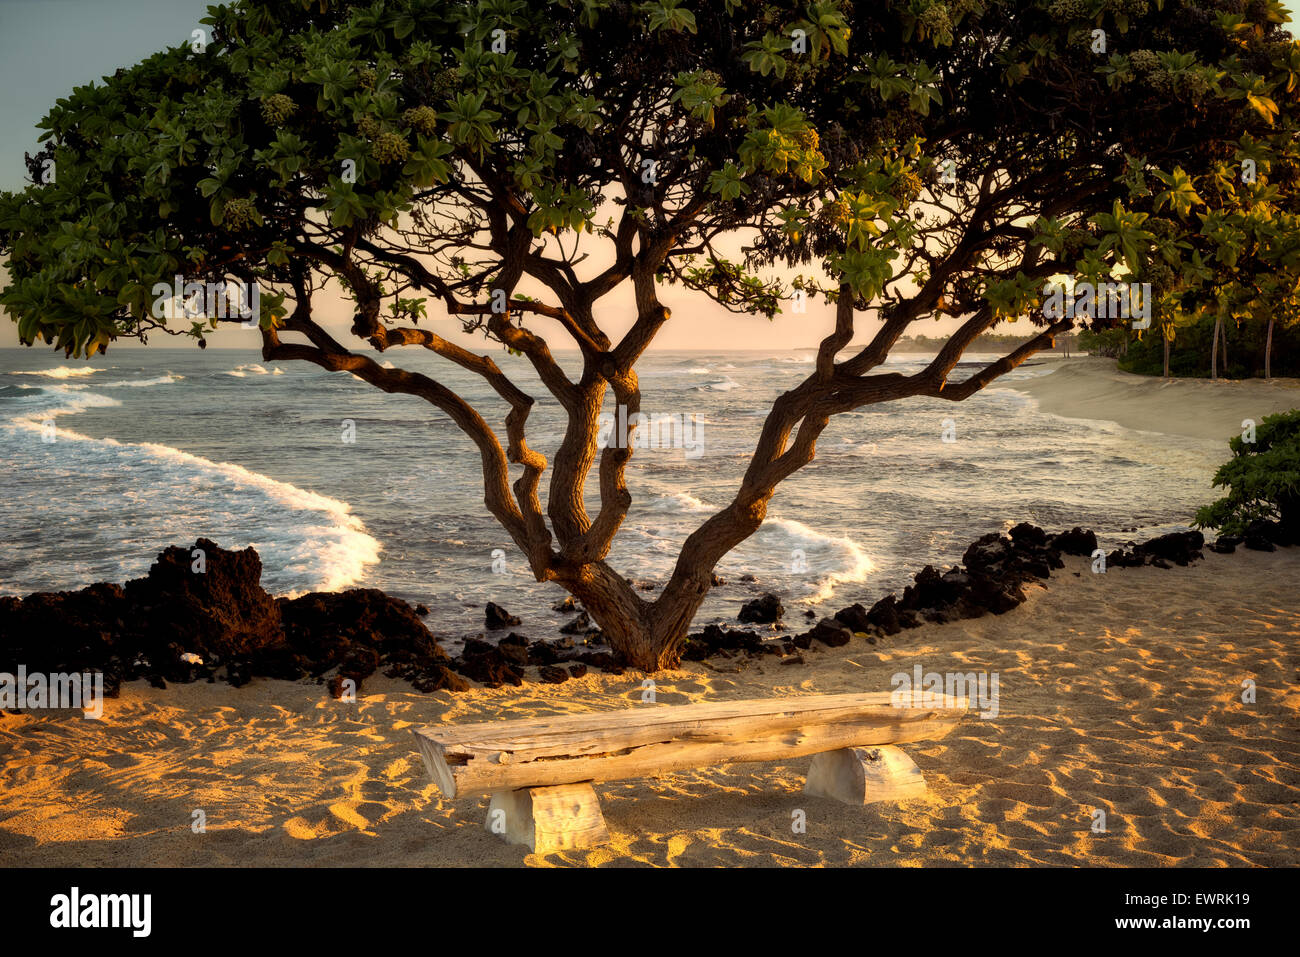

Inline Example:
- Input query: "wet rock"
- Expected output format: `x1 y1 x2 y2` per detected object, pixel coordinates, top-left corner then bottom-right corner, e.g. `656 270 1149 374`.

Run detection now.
551 595 577 612
711 573 725 586
738 593 783 625
538 665 569 684
560 611 593 635
485 601 521 630
414 604 429 616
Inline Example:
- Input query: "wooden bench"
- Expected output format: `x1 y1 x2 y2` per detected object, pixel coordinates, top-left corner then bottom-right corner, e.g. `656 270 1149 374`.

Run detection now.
412 691 968 854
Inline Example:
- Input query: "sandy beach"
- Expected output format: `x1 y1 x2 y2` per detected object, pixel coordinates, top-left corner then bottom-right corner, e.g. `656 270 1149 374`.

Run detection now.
1004 356 1300 442
2 548 1297 868
2 358 1297 868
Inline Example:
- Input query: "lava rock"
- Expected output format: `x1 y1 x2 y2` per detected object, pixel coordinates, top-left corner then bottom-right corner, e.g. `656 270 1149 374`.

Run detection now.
807 618 852 647
1051 527 1099 556
1244 535 1276 552
538 665 569 684
560 611 593 635
737 593 783 625
485 601 521 630
453 644 524 688
832 602 872 633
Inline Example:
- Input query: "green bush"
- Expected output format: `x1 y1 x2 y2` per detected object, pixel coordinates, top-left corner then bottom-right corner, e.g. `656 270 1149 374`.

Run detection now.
1194 410 1300 536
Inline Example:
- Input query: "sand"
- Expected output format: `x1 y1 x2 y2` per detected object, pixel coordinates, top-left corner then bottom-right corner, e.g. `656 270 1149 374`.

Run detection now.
2 548 1297 868
2 357 1298 867
1003 356 1300 443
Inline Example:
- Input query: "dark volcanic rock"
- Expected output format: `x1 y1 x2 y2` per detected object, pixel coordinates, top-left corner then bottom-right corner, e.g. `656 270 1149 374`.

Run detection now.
1136 530 1204 566
567 663 588 679
832 603 872 633
279 588 465 693
574 651 626 675
867 595 903 635
1009 522 1049 547
551 595 577 612
538 665 570 684
737 593 783 625
683 624 768 660
1209 536 1240 554
453 641 524 688
1244 535 1276 552
807 618 852 647
559 611 594 635
1051 527 1099 556
126 538 283 675
485 601 521 630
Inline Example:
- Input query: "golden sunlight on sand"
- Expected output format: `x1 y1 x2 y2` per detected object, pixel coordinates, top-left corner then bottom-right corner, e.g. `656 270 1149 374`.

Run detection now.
2 548 1297 867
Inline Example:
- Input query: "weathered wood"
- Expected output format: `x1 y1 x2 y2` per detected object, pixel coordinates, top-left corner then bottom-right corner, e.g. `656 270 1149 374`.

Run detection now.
414 692 966 798
486 783 610 854
804 745 928 804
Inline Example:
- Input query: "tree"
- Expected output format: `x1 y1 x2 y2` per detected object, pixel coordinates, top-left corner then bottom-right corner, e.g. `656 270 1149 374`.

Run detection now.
3 0 1298 670
1195 409 1300 537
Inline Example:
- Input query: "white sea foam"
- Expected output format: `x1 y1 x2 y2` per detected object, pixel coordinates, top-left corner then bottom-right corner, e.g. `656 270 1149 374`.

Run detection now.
224 363 283 377
12 366 99 379
100 374 184 388
2 380 380 594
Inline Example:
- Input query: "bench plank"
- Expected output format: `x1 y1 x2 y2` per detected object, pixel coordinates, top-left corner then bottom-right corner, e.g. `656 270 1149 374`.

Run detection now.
413 692 967 799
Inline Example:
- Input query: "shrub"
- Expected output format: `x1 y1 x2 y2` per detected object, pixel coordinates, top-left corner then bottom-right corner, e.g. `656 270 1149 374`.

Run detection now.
1194 410 1300 536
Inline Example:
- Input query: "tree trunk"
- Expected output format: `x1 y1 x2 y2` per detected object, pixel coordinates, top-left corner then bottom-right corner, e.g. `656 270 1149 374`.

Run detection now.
1266 318 1274 380
557 561 708 672
1163 334 1171 378
1211 316 1221 380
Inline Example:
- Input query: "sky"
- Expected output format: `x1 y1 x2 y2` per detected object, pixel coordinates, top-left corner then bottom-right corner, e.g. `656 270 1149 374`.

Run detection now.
0 0 1296 352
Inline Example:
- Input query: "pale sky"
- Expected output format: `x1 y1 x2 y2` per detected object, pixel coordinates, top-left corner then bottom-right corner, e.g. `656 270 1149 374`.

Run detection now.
1 0 1296 353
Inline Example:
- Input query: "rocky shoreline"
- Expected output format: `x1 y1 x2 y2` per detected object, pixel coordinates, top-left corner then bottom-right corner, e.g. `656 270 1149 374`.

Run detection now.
2 518 1293 701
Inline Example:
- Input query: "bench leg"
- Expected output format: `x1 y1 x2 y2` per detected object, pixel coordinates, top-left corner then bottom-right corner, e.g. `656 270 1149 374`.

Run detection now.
486 782 610 854
804 745 928 804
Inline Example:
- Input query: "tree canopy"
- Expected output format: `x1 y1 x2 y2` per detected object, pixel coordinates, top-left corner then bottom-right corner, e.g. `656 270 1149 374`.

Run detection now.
3 0 1298 668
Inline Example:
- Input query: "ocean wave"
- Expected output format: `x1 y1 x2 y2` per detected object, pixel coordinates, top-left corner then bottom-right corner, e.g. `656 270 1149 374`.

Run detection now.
100 374 185 388
698 378 742 392
2 382 380 594
11 366 99 379
756 516 875 605
223 363 283 377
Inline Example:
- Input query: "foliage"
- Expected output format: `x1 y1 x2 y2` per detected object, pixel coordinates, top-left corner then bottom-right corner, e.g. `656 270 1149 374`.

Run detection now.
1195 410 1300 535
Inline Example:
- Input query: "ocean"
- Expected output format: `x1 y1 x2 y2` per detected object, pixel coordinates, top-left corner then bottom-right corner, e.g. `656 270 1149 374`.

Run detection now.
0 347 1223 648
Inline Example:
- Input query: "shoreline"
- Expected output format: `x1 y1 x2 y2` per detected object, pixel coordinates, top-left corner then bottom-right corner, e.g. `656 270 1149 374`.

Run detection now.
999 356 1300 443
3 544 1297 867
